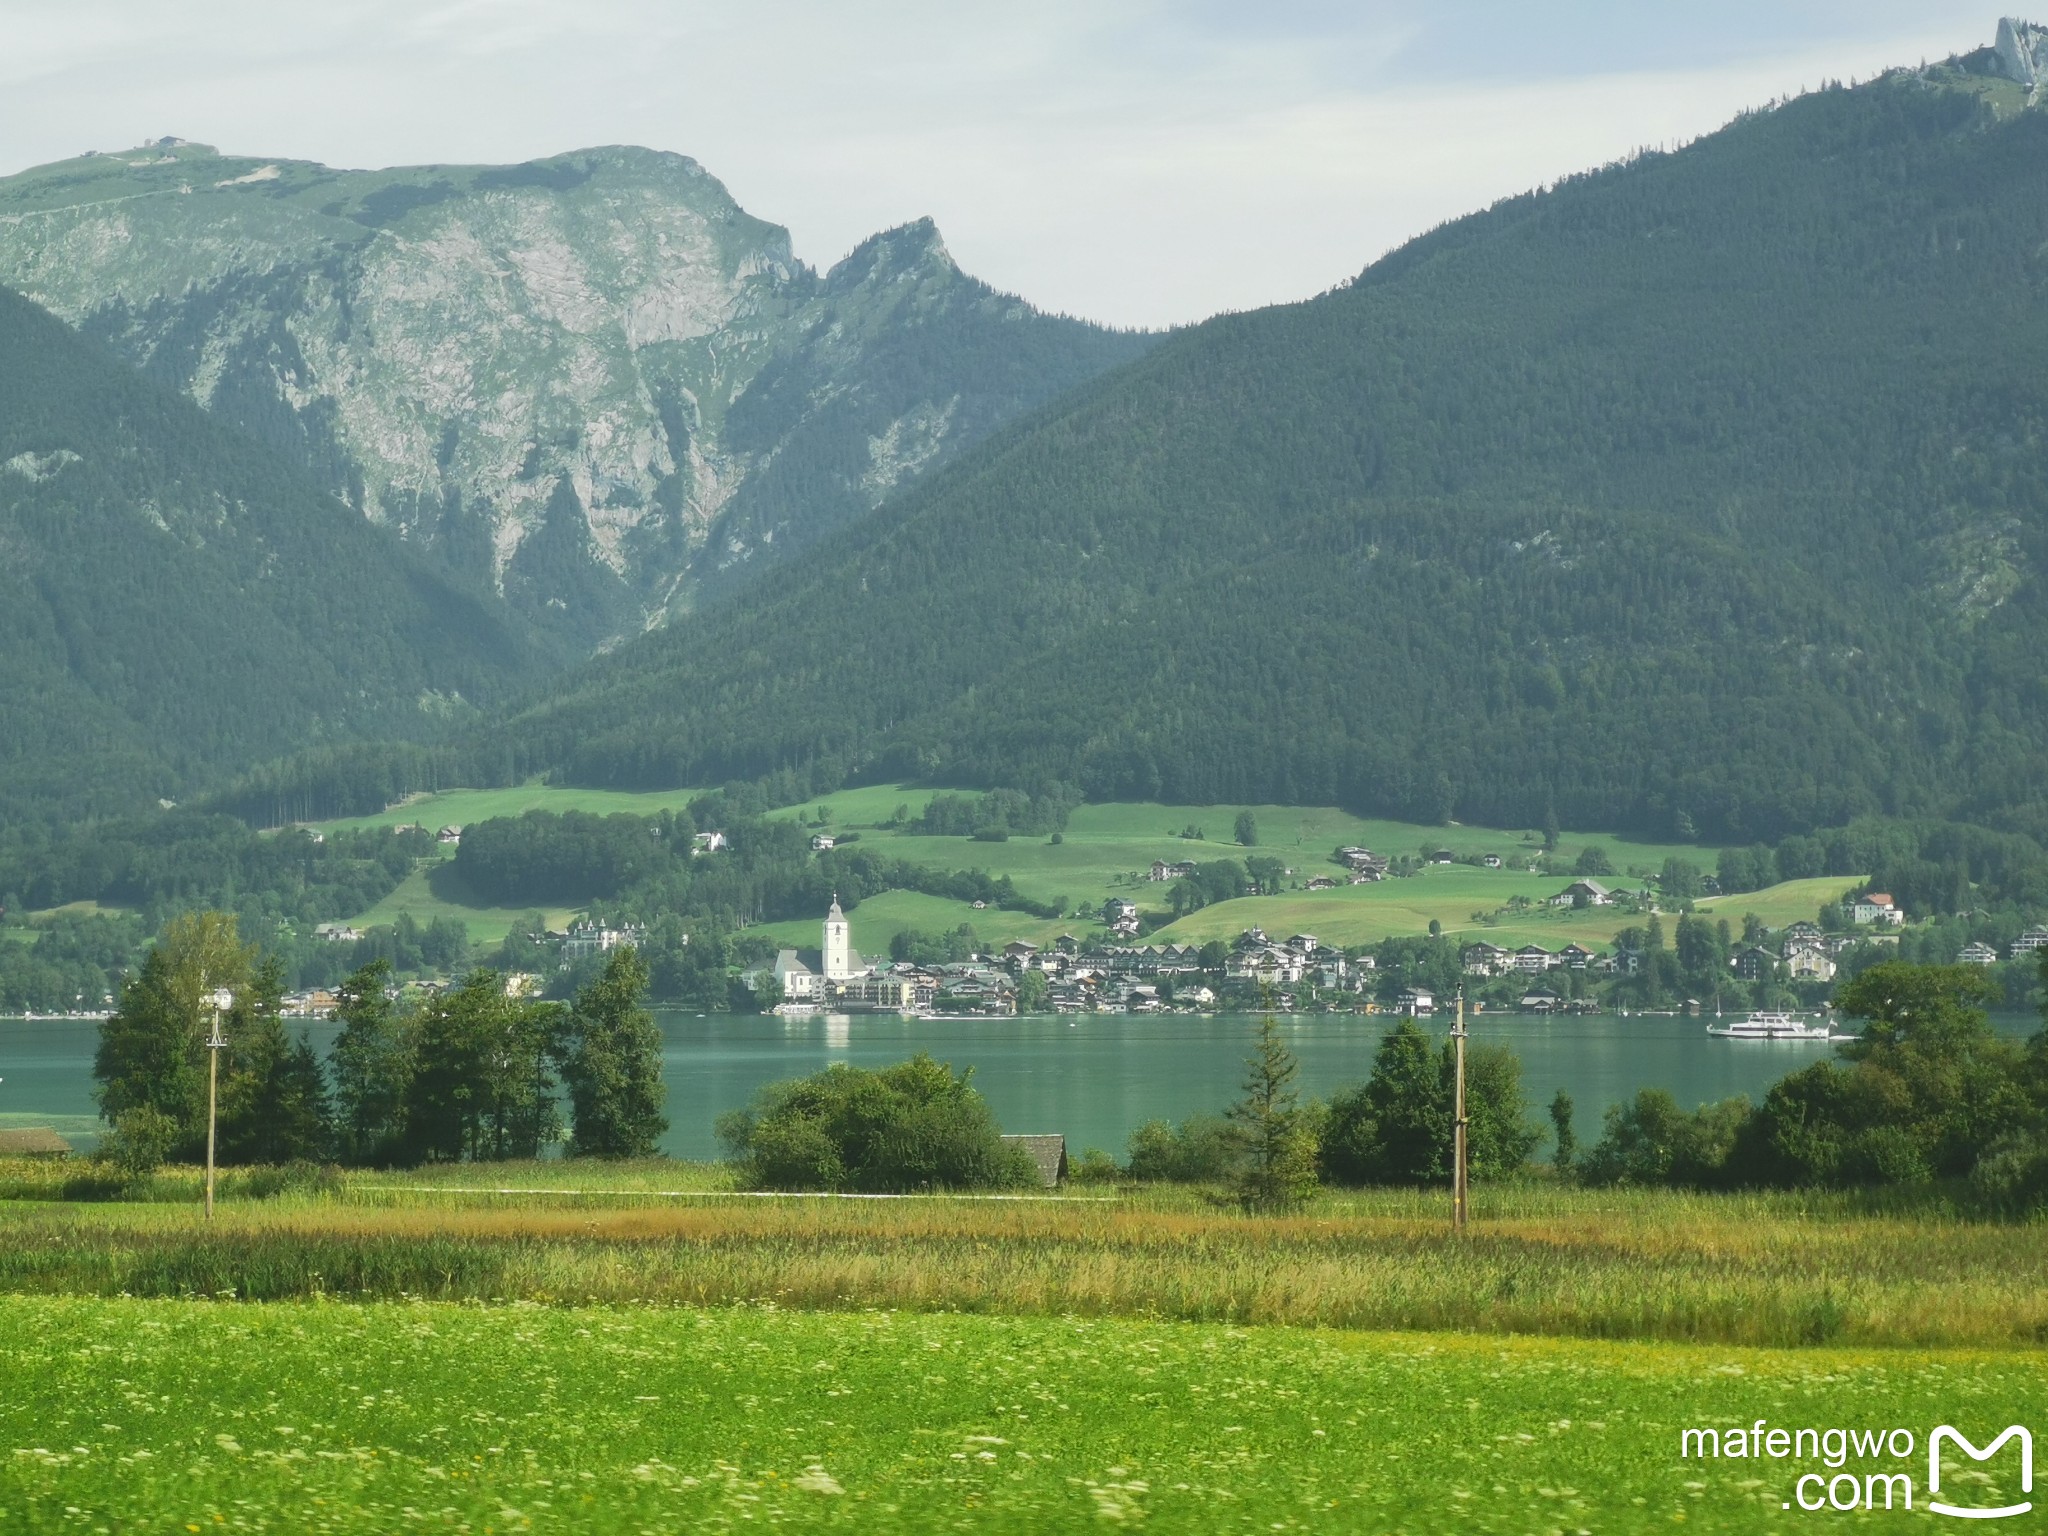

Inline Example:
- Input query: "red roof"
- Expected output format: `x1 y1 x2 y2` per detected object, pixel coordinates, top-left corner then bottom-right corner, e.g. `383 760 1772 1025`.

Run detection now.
1864 893 1895 905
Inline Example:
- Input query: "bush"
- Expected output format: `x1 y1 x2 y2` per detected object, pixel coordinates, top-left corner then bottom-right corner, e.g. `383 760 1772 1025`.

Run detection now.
1970 1133 2048 1214
1579 1089 1750 1188
717 1054 1037 1193
1068 1147 1121 1185
95 1107 178 1186
1125 1114 1239 1182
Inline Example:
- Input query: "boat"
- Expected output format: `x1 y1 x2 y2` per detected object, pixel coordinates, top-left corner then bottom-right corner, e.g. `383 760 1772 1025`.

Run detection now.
1706 1010 1835 1041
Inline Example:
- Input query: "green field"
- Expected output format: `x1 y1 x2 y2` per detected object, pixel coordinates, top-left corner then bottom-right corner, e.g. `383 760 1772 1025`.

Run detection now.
346 864 580 945
4 1296 2036 1534
317 783 1852 954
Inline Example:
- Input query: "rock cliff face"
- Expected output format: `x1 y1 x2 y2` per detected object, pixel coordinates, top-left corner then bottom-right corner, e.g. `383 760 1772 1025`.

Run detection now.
1993 17 2048 93
0 143 1149 646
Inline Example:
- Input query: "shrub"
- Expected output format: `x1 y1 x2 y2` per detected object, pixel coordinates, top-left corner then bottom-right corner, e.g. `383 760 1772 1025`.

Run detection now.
96 1106 178 1186
1125 1114 1239 1182
717 1054 1036 1193
1579 1089 1750 1188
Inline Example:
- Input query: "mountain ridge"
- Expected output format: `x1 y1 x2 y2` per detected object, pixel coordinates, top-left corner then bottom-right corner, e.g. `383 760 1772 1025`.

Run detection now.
0 140 1153 646
404 45 2048 844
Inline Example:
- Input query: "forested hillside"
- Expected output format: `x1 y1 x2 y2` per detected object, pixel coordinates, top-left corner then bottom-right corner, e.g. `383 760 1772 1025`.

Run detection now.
455 61 2048 844
0 288 544 821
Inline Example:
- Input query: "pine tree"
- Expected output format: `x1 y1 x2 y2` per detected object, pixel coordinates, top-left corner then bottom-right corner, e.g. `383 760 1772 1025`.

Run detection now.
1227 1011 1318 1212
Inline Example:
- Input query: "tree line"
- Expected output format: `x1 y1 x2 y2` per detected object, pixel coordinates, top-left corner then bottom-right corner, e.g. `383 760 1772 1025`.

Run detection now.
92 913 666 1178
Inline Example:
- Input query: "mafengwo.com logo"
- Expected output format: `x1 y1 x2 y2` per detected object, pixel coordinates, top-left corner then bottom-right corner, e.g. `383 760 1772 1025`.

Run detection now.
1680 1420 2033 1516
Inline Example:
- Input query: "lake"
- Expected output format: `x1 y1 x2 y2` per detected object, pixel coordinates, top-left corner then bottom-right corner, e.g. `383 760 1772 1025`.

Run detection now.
8 1010 2036 1160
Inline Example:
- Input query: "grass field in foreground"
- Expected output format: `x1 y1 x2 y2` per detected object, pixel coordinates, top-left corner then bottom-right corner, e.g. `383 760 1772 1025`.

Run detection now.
2 1297 2040 1534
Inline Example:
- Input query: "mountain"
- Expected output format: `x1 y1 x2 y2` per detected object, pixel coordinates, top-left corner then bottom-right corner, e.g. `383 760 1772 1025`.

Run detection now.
0 143 1152 647
0 286 545 821
439 32 2048 844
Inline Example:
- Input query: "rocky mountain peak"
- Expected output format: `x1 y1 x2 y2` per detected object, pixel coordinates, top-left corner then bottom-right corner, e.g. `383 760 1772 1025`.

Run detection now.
1993 17 2048 89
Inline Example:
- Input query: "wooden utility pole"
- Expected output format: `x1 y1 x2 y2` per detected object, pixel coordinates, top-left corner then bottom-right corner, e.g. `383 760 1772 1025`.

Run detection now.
1452 988 1469 1232
203 989 231 1222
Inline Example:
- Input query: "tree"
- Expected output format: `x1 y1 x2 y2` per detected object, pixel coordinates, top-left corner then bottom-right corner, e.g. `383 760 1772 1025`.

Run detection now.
1659 858 1703 905
1227 1012 1318 1211
558 946 668 1158
1322 1022 1445 1184
1573 846 1613 876
330 960 413 1164
1234 811 1259 847
1542 807 1560 853
403 972 563 1163
1015 968 1050 1013
93 911 257 1160
1550 1090 1576 1174
1322 1021 1536 1185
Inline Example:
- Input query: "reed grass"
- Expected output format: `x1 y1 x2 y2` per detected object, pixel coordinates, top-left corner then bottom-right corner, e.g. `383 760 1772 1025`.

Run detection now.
2 1159 2043 1347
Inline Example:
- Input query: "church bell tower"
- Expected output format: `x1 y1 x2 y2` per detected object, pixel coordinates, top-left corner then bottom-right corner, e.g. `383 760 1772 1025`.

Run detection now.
823 894 852 980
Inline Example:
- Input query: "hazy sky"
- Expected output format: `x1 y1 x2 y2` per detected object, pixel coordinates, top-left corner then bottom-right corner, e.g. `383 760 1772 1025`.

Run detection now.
0 1 1995 327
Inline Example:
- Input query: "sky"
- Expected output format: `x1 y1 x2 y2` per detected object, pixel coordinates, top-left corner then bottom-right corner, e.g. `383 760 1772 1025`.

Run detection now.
0 1 1997 328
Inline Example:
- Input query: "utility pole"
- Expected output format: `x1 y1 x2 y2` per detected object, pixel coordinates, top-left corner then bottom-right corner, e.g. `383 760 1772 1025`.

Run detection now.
1452 987 1469 1233
203 987 232 1222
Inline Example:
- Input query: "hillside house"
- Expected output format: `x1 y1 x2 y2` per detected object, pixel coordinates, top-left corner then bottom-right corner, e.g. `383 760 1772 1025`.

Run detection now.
1285 933 1319 955
561 920 643 962
1958 941 1999 966
1462 942 1509 976
436 825 462 845
1512 944 1556 974
1852 893 1903 926
691 830 728 853
810 833 836 852
1102 898 1139 937
1732 945 1777 981
1551 879 1613 907
1786 946 1837 982
1305 876 1338 890
1558 943 1594 970
316 924 364 944
1150 860 1196 882
2011 926 2048 956
1482 854 1503 868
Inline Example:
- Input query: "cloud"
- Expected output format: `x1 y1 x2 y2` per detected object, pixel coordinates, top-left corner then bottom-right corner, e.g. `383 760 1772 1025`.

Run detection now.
0 1 1988 326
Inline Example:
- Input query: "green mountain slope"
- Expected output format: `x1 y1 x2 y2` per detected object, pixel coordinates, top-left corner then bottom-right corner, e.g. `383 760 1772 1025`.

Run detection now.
476 49 2048 843
0 144 1151 647
0 287 544 820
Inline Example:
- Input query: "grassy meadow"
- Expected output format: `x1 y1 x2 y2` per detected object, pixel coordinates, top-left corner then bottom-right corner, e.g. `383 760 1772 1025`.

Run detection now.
6 1296 2041 1535
5 1162 2046 1530
310 782 1850 955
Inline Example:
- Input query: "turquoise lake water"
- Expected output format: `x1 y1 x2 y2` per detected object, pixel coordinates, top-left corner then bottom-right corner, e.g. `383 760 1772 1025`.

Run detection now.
13 1010 2034 1160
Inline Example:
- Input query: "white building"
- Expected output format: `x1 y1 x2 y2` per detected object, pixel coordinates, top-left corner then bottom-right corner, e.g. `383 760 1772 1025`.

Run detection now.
824 893 856 980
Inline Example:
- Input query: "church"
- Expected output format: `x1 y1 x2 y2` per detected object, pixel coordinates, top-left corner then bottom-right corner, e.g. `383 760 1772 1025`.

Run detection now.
764 896 921 1012
770 895 867 1001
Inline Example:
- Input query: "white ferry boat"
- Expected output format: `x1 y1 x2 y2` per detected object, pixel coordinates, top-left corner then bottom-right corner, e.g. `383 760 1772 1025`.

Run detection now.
1706 1010 1834 1041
